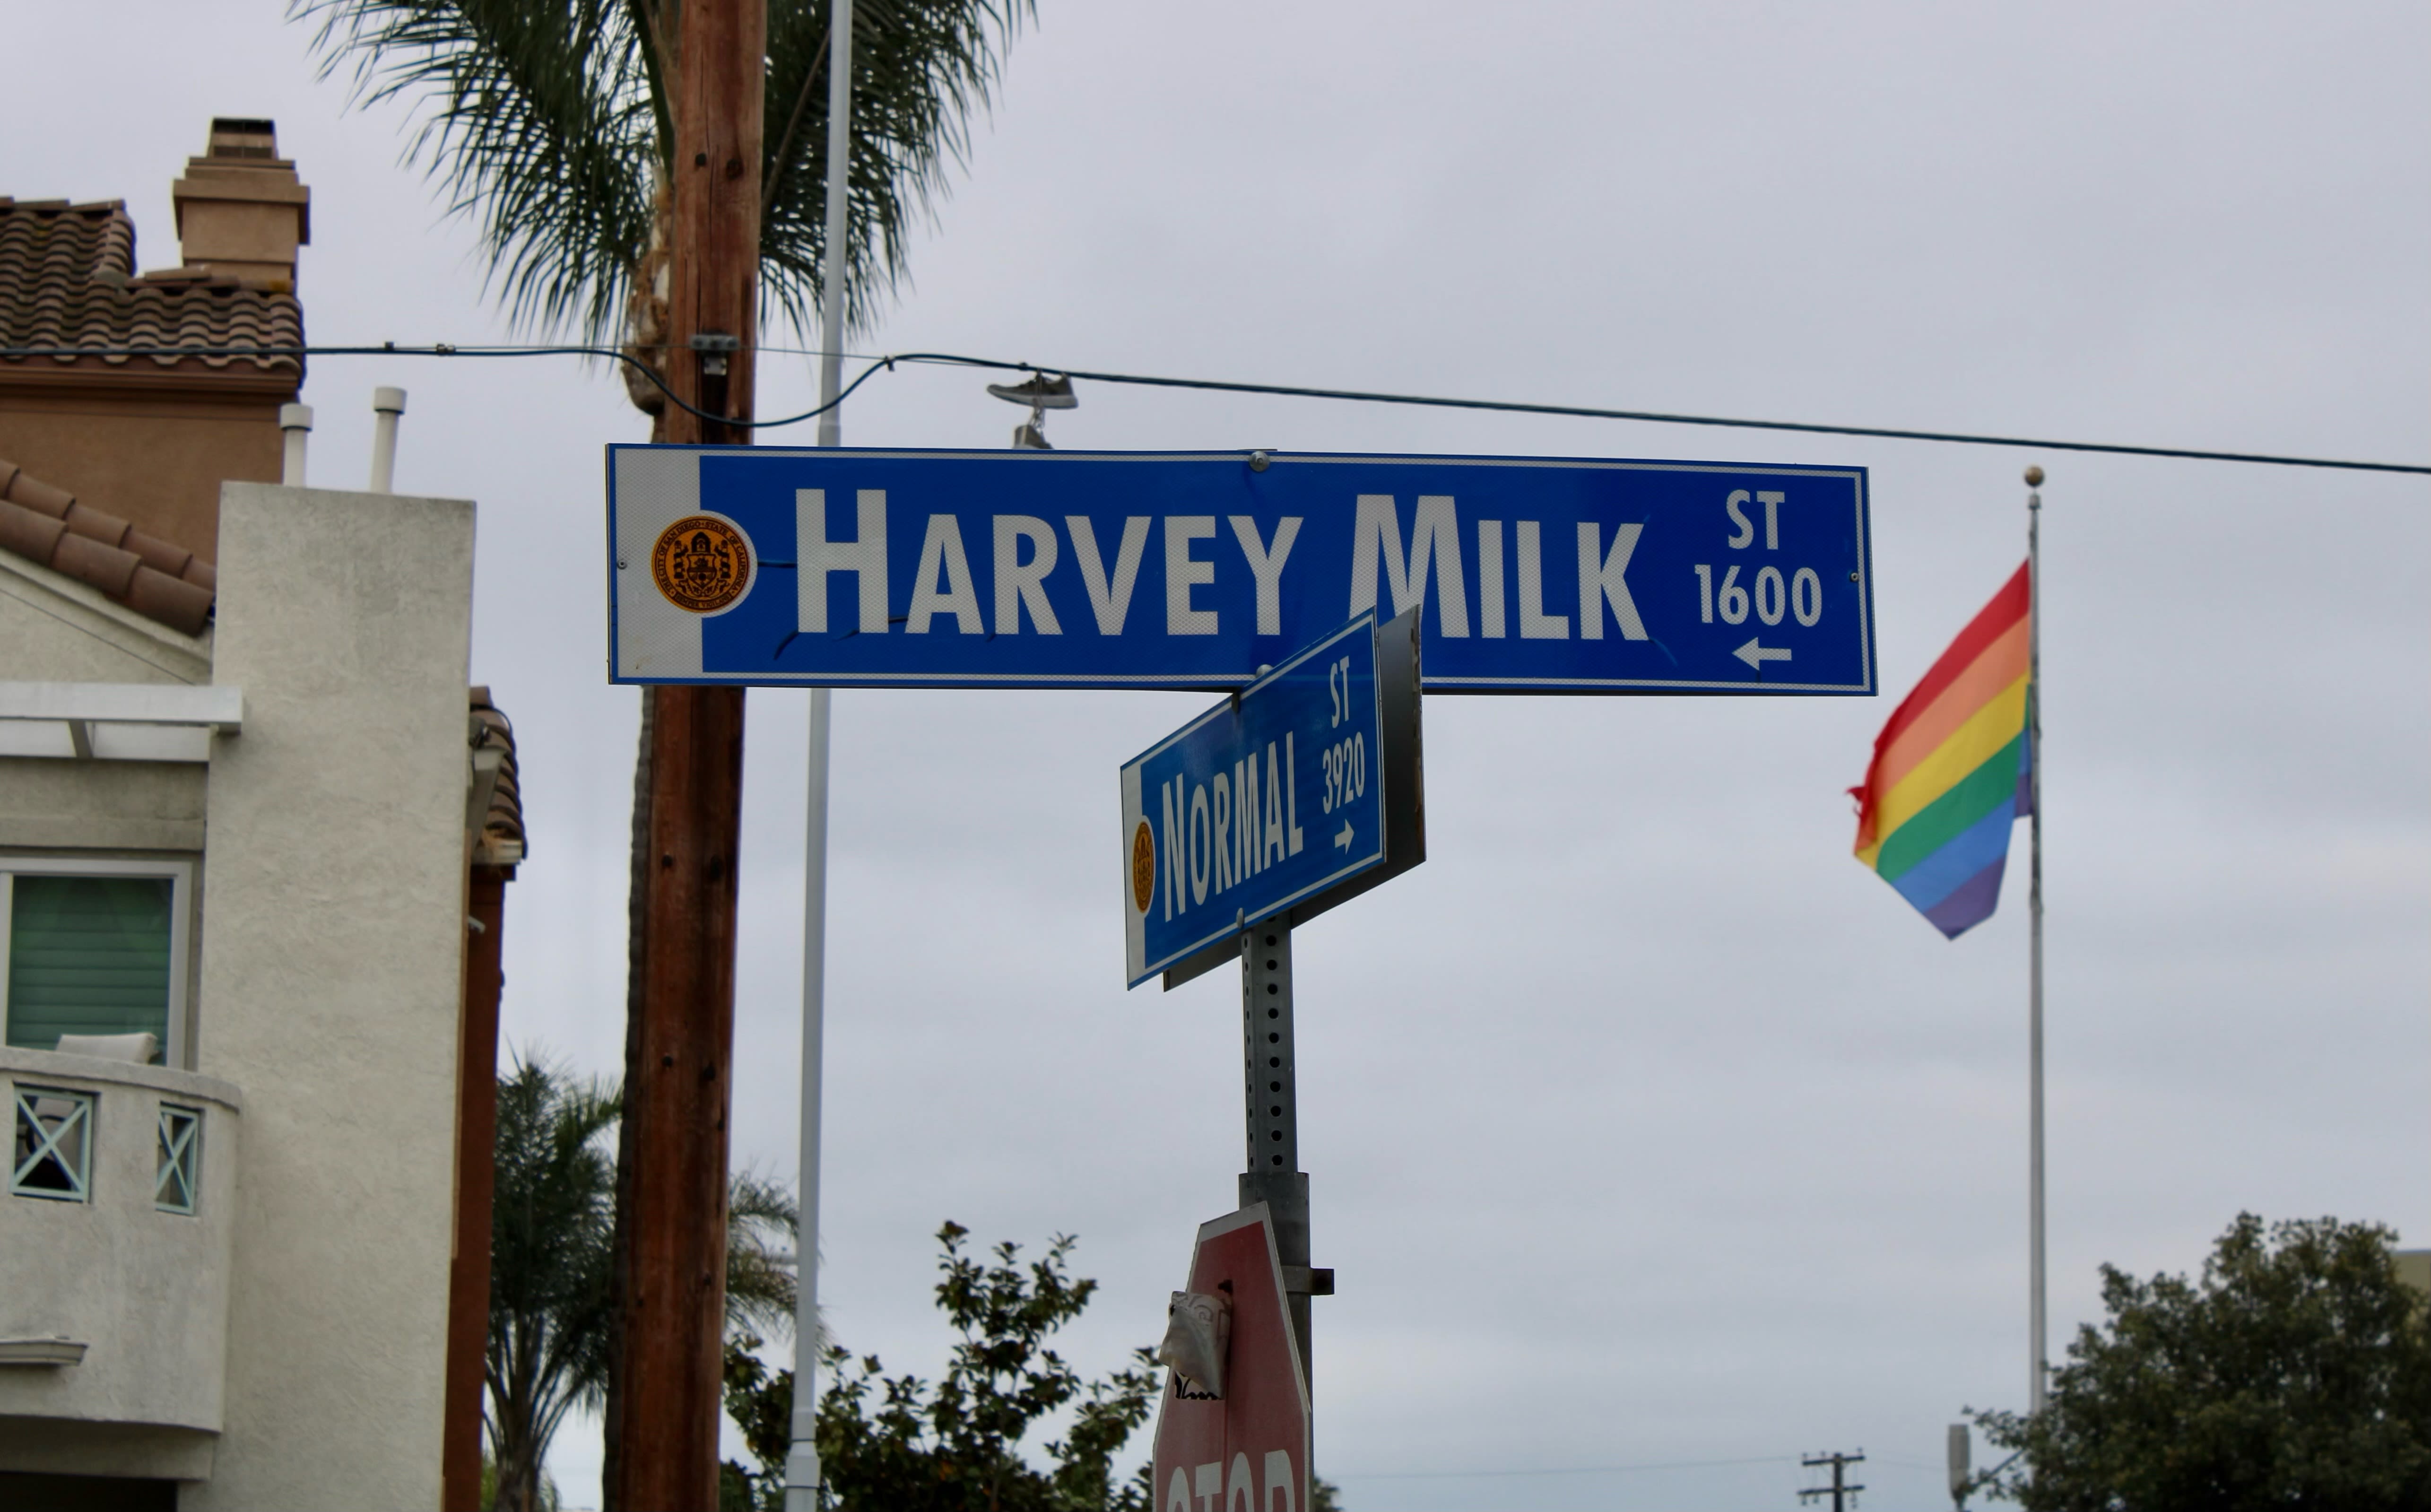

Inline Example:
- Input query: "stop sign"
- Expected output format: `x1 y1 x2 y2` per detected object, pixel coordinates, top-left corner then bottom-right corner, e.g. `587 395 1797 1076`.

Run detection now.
1150 1204 1311 1512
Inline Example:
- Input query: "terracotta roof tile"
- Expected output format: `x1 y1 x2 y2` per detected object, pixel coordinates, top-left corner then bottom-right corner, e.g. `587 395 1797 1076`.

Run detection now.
0 456 215 635
0 198 302 376
470 688 526 867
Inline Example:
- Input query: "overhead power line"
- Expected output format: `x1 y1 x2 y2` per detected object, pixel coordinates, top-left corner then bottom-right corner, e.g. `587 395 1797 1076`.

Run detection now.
1335 1450 1953 1483
4 342 2424 476
900 353 2431 477
1340 1453 1796 1480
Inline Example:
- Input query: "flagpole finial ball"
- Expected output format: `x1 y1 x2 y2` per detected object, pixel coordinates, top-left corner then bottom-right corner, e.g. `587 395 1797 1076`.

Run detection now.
2023 465 2045 487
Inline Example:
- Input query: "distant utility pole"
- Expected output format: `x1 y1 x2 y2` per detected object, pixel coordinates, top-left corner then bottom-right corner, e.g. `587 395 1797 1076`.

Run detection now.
1799 1450 1867 1512
605 0 763 1506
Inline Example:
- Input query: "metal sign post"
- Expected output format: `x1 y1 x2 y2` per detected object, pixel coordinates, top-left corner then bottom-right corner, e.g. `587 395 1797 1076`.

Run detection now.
1238 919 1329 1380
1129 613 1419 1480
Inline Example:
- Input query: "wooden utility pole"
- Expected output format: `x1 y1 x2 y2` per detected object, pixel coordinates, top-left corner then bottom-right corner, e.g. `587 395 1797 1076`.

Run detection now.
604 0 763 1506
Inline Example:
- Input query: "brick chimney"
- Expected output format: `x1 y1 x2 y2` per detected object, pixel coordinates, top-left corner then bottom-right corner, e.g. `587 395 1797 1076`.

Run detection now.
170 118 310 291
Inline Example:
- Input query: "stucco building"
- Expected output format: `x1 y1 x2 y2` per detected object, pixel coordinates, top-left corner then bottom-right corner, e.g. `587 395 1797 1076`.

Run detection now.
0 122 517 1512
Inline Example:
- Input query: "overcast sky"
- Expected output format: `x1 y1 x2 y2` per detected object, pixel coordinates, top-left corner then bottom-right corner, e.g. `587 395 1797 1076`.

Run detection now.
9 3 2428 1508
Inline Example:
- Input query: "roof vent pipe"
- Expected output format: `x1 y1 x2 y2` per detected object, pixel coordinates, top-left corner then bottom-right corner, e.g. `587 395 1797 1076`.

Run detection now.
370 387 407 494
279 403 313 486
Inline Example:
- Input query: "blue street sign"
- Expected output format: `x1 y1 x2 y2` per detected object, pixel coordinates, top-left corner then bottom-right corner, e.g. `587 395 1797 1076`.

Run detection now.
1120 612 1423 988
608 447 1874 695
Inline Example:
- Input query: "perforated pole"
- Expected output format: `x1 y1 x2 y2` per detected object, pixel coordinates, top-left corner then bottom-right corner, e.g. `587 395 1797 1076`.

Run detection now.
1238 923 1312 1379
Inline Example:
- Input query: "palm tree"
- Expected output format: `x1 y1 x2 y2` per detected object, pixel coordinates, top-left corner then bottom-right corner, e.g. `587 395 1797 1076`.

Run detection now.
294 0 1031 365
290 12 1025 1498
487 1058 616 1512
724 1167 804 1340
487 1056 802 1512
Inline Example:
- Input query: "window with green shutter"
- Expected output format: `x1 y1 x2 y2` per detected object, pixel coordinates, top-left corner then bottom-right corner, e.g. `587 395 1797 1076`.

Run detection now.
1 865 186 1063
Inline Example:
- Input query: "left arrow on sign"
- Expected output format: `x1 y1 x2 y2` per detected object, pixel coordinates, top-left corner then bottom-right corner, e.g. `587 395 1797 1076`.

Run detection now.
1733 638 1793 669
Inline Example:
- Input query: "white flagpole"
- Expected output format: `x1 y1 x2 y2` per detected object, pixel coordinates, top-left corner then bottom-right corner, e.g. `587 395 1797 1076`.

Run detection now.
2025 463 2047 1416
787 3 852 1507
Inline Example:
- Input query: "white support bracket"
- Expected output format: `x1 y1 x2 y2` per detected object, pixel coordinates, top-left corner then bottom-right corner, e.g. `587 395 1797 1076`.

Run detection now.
0 1337 89 1367
0 682 244 764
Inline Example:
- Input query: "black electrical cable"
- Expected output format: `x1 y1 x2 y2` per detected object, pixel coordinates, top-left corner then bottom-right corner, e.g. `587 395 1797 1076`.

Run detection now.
890 353 2431 476
0 342 894 430
1338 1454 1795 1481
4 342 2423 476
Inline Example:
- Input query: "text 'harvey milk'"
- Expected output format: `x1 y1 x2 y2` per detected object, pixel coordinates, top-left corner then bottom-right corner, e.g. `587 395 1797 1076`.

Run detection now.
790 490 1651 640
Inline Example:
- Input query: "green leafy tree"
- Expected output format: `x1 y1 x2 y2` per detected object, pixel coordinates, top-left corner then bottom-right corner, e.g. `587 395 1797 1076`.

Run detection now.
721 1221 1161 1511
1971 1212 2431 1511
486 1056 800 1512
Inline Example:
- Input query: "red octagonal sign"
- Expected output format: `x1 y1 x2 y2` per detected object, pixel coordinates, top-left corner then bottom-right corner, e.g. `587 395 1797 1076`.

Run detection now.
1150 1204 1311 1512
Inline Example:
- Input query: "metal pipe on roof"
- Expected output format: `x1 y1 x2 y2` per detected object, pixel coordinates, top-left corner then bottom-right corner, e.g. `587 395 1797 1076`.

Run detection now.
370 387 406 494
279 403 313 487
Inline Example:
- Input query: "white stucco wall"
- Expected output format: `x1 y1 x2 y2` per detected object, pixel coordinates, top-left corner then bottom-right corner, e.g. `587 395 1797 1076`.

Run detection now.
183 483 473 1512
0 761 209 854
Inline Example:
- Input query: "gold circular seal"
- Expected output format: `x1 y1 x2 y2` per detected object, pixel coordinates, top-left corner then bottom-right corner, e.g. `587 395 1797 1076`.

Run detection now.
650 515 754 614
1130 820 1156 913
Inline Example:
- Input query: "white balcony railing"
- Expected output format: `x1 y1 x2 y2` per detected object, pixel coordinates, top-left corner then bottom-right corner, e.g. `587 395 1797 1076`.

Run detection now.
0 1047 240 1480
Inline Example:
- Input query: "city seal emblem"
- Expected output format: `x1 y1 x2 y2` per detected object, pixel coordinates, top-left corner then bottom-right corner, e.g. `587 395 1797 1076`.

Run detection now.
649 514 754 614
1131 820 1156 913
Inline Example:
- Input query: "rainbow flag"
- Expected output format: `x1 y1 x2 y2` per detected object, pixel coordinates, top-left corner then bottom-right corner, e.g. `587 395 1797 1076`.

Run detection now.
1850 564 2032 938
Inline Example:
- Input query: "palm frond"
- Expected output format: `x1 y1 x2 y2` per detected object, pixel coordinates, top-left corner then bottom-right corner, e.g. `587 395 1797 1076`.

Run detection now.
295 0 663 340
296 0 1032 345
760 0 1034 336
726 1167 802 1339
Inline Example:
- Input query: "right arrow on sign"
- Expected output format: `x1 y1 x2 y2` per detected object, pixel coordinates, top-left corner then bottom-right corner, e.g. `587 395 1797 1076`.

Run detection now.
1333 821 1353 852
1733 638 1794 669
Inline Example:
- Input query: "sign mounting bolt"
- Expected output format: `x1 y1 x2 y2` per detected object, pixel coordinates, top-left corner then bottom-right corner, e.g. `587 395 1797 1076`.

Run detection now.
1249 451 1270 472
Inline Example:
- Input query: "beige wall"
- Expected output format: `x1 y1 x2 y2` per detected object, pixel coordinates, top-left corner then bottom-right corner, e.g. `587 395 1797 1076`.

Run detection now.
0 378 287 564
184 482 473 1512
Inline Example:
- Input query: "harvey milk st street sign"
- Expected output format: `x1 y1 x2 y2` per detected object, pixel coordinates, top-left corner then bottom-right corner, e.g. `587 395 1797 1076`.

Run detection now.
1120 610 1423 988
607 447 1875 693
